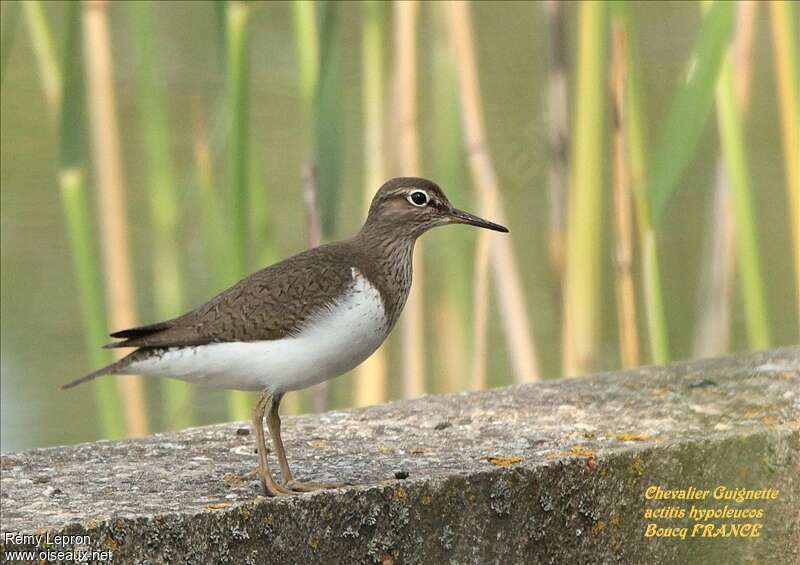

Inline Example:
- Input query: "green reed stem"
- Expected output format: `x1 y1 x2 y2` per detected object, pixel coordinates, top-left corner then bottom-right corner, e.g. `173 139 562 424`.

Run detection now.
714 57 772 349
562 0 606 376
293 0 318 125
1 0 22 86
130 0 192 430
290 1 342 411
59 0 123 437
648 0 734 222
226 0 250 279
293 0 341 238
289 0 321 414
312 2 341 238
22 0 61 116
249 153 275 269
612 3 670 363
60 172 123 438
225 0 253 420
192 112 232 299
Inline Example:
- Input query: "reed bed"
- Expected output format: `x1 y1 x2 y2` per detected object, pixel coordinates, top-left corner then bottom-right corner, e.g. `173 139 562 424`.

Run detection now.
5 1 796 447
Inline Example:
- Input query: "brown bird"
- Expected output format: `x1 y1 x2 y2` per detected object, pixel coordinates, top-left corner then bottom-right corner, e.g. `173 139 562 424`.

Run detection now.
62 177 509 496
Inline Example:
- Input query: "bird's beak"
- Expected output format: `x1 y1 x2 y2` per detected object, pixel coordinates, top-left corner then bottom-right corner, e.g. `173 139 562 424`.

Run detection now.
447 208 509 233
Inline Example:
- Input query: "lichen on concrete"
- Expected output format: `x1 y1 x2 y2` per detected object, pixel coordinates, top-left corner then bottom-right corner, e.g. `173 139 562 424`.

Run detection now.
1 348 798 564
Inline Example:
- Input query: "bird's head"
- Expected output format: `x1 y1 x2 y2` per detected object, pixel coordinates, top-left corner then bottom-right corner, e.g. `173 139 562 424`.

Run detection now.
362 177 508 239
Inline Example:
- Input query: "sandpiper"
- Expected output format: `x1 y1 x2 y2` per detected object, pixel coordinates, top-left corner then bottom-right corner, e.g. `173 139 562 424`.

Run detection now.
63 177 508 496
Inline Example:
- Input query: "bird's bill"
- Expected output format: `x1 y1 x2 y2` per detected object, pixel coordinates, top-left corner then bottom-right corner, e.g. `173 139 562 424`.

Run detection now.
447 208 509 233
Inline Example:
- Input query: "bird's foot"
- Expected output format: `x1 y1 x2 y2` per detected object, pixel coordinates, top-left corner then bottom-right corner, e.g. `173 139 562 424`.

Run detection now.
258 473 300 497
245 467 301 497
243 468 346 494
282 479 348 492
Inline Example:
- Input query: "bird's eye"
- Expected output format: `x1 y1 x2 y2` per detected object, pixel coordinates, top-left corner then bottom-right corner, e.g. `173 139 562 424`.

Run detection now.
408 190 429 207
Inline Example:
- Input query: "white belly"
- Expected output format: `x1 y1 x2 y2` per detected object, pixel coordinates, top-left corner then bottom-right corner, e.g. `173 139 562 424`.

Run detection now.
128 268 388 393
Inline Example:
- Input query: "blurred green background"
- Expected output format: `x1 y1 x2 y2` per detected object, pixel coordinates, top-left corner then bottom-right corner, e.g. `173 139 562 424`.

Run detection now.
1 0 797 451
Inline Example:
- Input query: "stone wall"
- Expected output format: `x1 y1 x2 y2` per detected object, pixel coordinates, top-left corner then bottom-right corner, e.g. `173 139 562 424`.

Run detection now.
1 348 798 564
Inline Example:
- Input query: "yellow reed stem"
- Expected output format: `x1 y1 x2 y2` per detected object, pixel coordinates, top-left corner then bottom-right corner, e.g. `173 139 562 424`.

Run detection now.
449 0 540 383
610 23 640 369
562 1 606 376
394 0 426 399
769 0 800 332
82 0 148 436
544 0 569 289
694 1 757 357
355 0 389 407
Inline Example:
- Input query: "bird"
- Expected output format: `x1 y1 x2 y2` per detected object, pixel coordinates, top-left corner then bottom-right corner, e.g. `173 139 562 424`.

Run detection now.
62 177 509 496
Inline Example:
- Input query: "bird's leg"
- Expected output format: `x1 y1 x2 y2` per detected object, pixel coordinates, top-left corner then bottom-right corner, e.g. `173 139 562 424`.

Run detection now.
265 393 294 483
266 393 346 492
252 391 294 496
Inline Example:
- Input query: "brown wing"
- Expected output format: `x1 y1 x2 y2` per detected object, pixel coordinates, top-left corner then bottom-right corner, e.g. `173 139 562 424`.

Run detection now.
105 244 355 349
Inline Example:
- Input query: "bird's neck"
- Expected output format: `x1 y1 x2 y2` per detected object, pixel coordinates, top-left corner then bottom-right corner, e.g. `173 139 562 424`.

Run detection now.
355 219 419 263
351 222 418 328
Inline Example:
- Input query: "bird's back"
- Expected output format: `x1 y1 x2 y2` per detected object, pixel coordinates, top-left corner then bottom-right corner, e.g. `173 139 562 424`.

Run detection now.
109 243 361 349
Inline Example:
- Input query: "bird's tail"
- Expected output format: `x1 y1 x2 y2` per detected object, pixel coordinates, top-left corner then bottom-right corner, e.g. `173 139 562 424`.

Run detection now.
61 361 122 390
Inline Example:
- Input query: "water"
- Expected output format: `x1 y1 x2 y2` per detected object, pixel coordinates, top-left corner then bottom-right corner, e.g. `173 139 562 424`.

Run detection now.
1 1 795 451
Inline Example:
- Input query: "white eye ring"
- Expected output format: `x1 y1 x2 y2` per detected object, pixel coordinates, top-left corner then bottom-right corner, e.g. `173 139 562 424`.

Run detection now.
407 190 429 207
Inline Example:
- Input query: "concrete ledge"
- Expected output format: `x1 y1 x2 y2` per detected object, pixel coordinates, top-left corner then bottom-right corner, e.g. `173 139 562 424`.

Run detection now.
1 348 799 564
